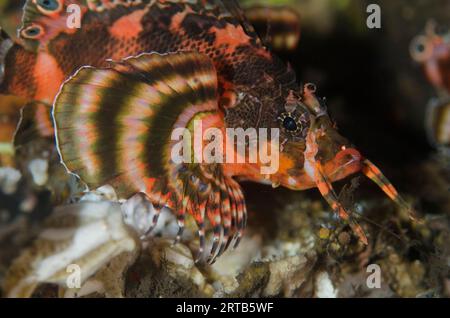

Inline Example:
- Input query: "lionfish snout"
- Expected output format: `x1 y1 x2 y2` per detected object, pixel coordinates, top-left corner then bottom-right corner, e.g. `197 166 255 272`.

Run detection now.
277 84 421 244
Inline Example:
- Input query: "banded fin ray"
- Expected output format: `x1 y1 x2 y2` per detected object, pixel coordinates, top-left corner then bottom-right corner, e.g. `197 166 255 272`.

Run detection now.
54 51 216 193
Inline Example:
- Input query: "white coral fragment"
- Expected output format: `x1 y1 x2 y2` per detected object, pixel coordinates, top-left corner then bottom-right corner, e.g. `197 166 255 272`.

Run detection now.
28 158 48 186
315 271 338 298
4 200 139 298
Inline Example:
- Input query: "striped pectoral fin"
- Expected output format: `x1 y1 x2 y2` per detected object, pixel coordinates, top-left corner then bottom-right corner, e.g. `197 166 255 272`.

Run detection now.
53 49 246 263
53 51 219 198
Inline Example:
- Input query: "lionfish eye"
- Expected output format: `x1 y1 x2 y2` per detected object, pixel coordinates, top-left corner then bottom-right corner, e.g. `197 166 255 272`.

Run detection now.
37 0 60 11
279 112 303 133
283 116 298 131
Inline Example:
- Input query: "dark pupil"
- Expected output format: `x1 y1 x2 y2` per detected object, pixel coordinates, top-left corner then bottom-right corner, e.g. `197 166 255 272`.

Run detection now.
38 0 58 10
416 43 425 52
283 117 298 131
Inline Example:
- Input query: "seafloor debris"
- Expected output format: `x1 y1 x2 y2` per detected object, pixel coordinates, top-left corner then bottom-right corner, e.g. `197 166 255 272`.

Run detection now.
2 155 448 298
0 159 449 298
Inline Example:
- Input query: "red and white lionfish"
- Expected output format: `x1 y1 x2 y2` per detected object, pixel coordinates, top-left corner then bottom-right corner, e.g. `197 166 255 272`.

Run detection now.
0 0 416 263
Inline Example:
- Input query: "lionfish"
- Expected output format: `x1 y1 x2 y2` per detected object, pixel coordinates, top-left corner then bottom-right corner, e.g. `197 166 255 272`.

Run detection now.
0 0 415 263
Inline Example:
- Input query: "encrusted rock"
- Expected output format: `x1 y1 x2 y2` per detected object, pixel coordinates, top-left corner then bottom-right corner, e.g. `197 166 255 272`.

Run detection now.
3 198 140 298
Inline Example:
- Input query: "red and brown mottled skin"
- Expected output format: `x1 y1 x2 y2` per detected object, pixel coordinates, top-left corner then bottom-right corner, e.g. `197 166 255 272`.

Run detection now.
2 1 293 107
0 0 417 262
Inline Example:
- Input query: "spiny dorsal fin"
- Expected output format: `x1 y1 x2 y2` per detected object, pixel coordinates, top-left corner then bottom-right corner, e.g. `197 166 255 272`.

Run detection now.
19 0 264 52
6 0 271 103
